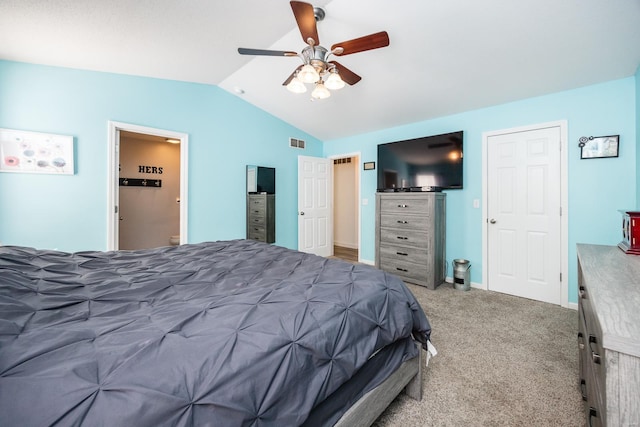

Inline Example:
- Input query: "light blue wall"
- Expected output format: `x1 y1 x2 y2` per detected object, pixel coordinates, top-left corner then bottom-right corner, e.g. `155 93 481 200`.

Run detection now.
0 60 322 251
324 78 637 304
2 60 636 305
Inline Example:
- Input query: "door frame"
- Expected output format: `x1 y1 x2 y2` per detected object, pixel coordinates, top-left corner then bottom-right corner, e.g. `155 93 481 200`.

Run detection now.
481 120 569 307
106 121 189 251
329 152 361 262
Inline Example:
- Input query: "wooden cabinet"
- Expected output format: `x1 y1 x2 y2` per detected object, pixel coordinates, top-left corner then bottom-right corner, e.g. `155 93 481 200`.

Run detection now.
247 194 275 243
375 192 446 289
577 244 640 427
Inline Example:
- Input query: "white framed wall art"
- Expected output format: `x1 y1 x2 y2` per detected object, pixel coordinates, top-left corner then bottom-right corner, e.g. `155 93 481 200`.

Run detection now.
0 128 75 175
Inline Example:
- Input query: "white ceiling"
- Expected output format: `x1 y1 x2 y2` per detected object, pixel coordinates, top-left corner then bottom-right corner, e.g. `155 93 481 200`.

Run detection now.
1 0 640 141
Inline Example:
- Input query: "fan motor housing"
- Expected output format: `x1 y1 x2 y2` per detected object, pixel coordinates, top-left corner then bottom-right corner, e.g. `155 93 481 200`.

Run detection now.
302 45 329 71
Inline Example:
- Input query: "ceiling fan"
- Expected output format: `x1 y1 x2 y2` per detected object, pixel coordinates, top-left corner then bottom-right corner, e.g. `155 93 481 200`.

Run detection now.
238 1 390 100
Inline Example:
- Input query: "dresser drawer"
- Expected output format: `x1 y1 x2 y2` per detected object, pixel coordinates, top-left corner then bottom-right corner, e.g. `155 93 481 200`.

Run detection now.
248 214 265 226
248 197 266 209
248 205 266 217
379 197 432 215
379 257 427 284
380 214 429 231
379 244 429 264
248 225 266 242
579 287 607 422
380 228 429 248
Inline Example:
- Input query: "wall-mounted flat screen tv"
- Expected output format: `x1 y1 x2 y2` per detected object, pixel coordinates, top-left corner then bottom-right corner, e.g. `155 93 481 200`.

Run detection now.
377 131 463 191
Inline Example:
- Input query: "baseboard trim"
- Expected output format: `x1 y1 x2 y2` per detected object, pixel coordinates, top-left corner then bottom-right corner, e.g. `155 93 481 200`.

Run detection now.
334 242 358 250
360 259 375 266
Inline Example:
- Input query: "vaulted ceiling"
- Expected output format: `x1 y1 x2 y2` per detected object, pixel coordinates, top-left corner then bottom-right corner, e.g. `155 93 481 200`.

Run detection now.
1 0 640 140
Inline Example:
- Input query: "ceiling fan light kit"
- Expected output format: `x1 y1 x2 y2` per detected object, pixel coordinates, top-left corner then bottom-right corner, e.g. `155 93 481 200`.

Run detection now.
286 76 307 94
298 63 320 84
238 1 390 101
311 82 331 100
324 71 345 90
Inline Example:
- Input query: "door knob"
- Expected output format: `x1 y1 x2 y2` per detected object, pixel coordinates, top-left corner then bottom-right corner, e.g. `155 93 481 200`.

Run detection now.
300 211 305 215
119 217 124 221
489 218 496 224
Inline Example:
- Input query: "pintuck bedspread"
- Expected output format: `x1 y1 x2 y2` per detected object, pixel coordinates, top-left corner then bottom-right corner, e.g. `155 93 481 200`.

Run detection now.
0 240 431 426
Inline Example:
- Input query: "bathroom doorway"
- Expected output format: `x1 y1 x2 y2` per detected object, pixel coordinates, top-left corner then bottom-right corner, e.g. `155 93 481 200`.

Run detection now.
332 153 360 263
118 132 180 250
107 121 188 251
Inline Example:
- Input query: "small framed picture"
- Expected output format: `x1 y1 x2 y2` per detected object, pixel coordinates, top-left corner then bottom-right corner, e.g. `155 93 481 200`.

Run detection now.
363 161 375 170
580 135 619 159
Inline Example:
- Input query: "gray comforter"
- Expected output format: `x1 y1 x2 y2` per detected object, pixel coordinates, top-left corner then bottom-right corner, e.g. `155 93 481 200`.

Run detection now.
0 240 431 426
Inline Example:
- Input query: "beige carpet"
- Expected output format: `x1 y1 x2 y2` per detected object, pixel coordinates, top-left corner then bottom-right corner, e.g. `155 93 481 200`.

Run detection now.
373 282 585 426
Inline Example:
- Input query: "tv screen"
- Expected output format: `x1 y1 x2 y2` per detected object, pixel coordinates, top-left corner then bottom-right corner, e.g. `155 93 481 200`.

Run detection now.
256 166 275 194
377 131 463 191
247 166 275 194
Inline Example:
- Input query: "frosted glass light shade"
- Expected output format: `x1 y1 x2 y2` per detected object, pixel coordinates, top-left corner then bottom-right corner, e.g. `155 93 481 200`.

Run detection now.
324 72 345 90
286 76 307 94
298 64 320 83
311 83 331 99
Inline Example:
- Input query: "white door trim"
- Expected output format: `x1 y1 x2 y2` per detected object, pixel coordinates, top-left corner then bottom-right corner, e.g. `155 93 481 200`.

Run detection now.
329 152 362 262
481 120 569 307
107 121 189 251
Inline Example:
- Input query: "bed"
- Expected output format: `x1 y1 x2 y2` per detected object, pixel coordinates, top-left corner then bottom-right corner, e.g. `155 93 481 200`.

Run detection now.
0 239 432 426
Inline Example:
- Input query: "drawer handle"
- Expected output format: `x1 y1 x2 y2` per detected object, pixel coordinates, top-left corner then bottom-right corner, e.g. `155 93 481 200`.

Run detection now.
588 335 601 364
579 379 587 401
588 407 598 427
577 332 584 350
397 220 408 224
397 236 408 240
398 204 409 208
396 267 408 272
396 252 408 256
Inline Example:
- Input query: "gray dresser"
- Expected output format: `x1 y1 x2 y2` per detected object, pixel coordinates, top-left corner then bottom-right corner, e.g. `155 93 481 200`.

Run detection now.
375 192 446 289
577 244 640 427
246 194 275 243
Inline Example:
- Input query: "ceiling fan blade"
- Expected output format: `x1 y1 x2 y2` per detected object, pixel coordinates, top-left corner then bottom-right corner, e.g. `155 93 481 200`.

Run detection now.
329 61 362 85
290 1 320 46
238 48 298 57
282 65 304 86
331 31 390 56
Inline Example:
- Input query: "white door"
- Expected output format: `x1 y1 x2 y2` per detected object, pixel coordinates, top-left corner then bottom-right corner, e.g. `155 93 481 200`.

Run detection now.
487 126 561 304
298 155 333 256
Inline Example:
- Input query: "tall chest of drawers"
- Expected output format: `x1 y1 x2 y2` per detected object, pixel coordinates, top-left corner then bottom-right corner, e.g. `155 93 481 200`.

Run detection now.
246 194 275 243
375 192 446 289
577 244 640 427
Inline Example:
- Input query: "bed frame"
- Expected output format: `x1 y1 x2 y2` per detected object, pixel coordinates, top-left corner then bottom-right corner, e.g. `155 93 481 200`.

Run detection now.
335 343 423 427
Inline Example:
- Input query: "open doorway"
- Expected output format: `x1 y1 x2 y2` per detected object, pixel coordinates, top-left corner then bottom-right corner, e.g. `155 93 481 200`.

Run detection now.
118 131 180 250
332 153 360 263
107 121 188 251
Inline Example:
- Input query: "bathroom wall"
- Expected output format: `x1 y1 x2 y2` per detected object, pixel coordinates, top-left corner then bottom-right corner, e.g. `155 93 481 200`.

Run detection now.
118 134 180 249
333 157 358 249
